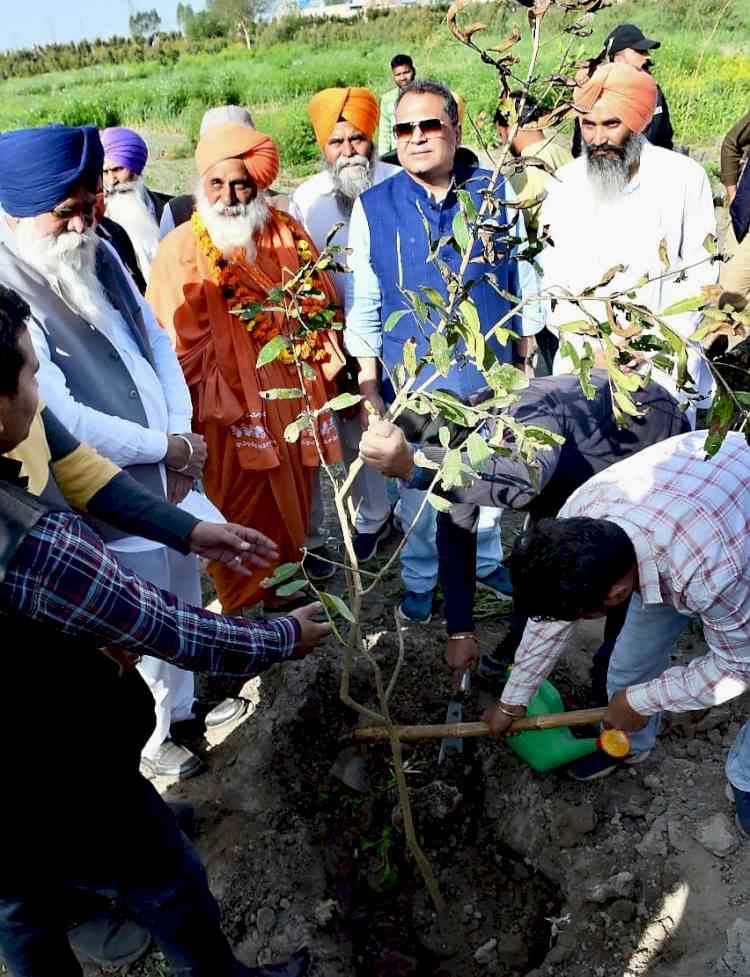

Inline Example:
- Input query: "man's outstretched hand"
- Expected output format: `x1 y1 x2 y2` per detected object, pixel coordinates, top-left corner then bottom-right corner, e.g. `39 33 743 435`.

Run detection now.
359 416 414 479
289 602 333 657
188 522 280 574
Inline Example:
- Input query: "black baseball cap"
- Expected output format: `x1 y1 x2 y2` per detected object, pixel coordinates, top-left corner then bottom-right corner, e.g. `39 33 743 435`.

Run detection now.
604 24 660 59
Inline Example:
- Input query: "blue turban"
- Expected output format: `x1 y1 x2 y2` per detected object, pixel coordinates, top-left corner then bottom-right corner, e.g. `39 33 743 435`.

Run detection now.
0 125 104 219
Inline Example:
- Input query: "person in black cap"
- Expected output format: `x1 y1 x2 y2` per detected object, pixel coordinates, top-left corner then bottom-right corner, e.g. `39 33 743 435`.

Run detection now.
572 24 674 157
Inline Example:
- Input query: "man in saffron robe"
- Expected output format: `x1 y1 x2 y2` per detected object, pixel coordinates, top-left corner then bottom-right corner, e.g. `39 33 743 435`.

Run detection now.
148 124 344 612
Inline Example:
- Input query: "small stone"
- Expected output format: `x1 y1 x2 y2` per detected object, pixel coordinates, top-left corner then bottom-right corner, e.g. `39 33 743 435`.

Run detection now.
721 917 750 974
636 815 668 857
279 898 290 910
256 907 276 934
313 899 336 928
667 818 691 853
694 813 739 858
643 774 660 791
588 871 635 904
474 938 498 966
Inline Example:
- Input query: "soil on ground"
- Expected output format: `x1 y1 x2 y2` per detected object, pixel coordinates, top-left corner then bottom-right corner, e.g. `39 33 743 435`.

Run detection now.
63 493 750 977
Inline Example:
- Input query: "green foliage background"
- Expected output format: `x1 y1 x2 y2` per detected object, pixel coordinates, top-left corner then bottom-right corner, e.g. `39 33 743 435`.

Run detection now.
0 0 748 180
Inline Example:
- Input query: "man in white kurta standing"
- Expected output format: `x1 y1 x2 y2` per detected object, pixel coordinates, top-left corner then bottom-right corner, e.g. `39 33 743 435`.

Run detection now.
0 124 244 782
290 86 400 566
539 63 718 411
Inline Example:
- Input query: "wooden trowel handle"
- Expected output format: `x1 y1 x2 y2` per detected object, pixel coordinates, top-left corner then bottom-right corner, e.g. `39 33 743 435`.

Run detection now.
353 707 607 743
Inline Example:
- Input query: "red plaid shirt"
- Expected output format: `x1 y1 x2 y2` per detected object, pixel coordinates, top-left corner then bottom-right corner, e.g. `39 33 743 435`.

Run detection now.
502 431 750 716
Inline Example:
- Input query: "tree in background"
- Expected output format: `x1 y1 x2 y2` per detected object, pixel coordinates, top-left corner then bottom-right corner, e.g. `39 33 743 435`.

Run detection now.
208 0 269 49
176 2 195 32
129 8 163 40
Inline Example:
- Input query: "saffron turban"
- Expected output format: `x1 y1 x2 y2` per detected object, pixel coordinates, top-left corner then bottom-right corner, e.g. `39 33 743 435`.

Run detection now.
307 87 379 148
195 123 280 189
101 126 149 175
0 124 104 219
573 63 657 135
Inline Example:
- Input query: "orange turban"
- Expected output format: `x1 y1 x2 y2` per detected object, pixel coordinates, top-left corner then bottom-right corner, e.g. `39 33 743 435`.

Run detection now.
307 87 379 148
573 63 657 134
195 123 280 189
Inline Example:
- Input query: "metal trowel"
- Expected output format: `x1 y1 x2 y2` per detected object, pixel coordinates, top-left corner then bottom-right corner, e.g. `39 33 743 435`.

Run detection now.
330 745 371 793
438 670 471 764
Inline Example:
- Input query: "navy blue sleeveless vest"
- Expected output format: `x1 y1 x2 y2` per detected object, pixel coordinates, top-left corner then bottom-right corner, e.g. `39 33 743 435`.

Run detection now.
359 164 520 402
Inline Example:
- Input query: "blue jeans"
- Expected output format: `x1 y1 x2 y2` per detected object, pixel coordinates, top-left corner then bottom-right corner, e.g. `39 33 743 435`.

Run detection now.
606 593 691 755
608 596 750 783
0 777 249 977
397 485 502 593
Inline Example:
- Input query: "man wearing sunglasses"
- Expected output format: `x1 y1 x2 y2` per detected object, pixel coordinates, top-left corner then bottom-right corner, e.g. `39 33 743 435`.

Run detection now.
345 78 541 625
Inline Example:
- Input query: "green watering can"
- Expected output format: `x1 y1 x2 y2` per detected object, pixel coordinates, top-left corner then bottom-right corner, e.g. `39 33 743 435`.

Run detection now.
506 679 598 772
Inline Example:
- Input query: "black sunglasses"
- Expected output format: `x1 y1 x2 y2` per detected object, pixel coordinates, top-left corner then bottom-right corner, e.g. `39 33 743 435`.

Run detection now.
392 118 448 140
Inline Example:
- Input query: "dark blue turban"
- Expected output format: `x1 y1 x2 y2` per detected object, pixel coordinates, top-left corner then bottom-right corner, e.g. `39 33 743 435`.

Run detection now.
0 125 104 218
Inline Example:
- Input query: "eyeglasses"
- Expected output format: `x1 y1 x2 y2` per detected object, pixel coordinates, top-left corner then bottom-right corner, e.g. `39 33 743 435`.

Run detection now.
392 118 448 141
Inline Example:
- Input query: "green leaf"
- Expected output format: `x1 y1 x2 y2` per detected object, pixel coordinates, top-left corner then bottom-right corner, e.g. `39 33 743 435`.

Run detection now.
438 426 451 448
427 492 453 513
452 211 471 252
276 578 308 597
703 233 719 256
260 387 304 400
422 287 446 309
460 299 481 335
457 189 479 222
431 390 482 427
487 362 530 394
257 334 291 368
384 309 410 333
466 431 493 470
413 449 440 470
440 448 469 491
613 389 642 418
430 332 451 376
661 295 707 317
284 415 312 443
261 562 301 588
403 338 417 377
319 591 354 623
323 392 363 412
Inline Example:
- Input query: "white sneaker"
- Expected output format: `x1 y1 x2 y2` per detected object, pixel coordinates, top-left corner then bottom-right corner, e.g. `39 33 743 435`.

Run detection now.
140 739 203 780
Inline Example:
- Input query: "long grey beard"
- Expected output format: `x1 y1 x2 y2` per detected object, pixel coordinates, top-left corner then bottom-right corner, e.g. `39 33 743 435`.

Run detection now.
15 222 117 329
583 132 645 205
195 182 271 263
324 152 374 218
104 177 160 277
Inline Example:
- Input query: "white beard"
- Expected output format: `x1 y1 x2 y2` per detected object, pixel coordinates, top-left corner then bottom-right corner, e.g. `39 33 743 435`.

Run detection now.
15 220 118 329
104 176 160 280
195 182 271 264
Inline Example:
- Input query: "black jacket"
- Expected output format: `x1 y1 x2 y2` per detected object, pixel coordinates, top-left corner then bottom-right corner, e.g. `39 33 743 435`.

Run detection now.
145 186 173 224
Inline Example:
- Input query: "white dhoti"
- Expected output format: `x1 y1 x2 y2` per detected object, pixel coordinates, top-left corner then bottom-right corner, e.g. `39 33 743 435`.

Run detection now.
112 546 200 759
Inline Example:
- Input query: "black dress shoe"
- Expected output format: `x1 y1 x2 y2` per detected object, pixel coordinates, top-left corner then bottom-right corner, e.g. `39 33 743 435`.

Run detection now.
247 946 312 977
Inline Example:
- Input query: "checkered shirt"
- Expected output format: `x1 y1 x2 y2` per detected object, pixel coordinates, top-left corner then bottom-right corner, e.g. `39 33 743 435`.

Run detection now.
502 430 750 716
0 510 299 673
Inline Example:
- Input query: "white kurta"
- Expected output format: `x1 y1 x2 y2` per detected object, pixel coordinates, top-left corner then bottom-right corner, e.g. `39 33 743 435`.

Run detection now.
539 141 718 404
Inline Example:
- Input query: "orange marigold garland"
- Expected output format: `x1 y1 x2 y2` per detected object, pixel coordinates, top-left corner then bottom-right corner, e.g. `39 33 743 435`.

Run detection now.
191 211 336 367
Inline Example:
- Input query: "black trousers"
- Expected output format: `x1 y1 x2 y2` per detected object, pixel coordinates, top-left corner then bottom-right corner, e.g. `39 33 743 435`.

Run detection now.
0 776 247 977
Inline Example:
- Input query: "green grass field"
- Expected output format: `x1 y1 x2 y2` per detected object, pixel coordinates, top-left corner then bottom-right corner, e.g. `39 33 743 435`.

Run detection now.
1 0 748 189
